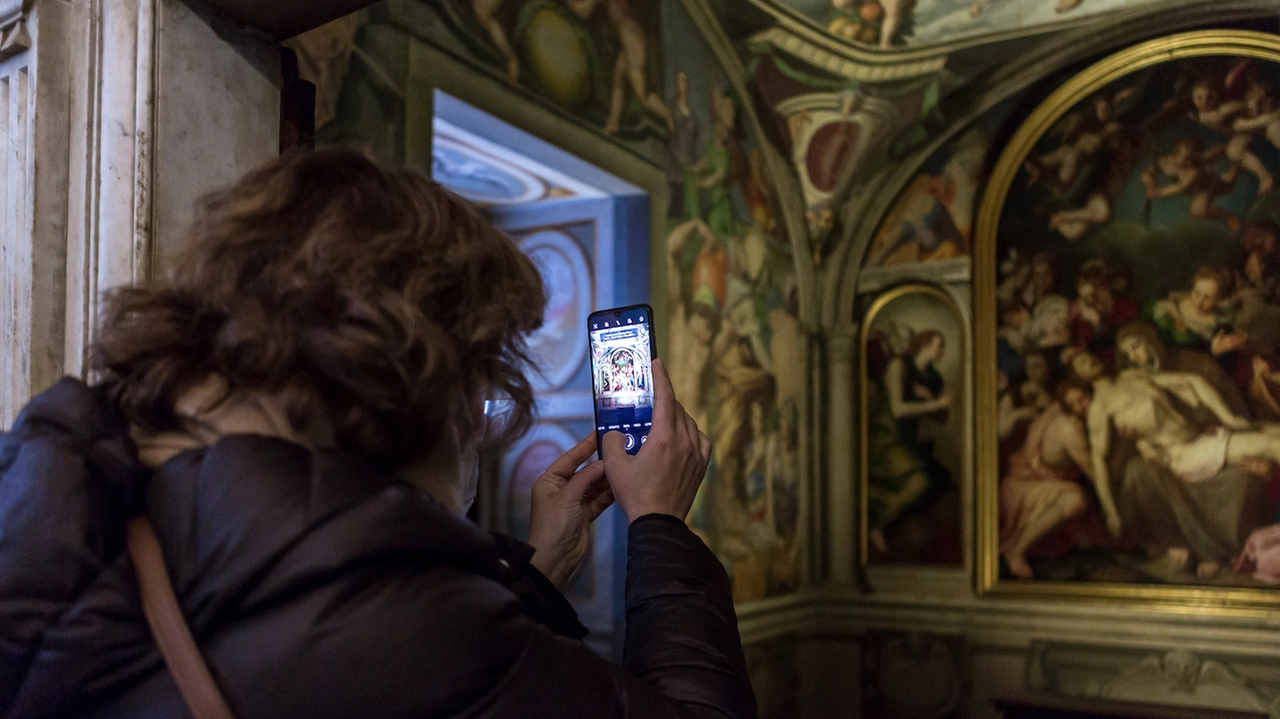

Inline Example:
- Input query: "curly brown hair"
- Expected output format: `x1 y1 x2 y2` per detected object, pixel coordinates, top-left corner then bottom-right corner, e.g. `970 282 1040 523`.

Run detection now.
94 149 547 464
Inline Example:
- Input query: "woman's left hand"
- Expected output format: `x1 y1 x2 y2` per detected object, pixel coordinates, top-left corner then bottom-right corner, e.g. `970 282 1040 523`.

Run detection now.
526 434 615 591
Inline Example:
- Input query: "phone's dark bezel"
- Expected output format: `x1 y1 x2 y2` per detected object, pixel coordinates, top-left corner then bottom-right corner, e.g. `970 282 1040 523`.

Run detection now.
587 303 656 451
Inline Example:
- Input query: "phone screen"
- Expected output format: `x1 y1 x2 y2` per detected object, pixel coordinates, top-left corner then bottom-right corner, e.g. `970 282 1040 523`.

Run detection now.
589 304 655 456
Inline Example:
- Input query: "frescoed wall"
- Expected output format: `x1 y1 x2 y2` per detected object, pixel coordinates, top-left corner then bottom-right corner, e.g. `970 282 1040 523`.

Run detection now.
661 0 806 602
289 0 670 165
299 1 1280 715
297 0 808 606
865 97 1020 267
865 127 987 267
432 0 667 138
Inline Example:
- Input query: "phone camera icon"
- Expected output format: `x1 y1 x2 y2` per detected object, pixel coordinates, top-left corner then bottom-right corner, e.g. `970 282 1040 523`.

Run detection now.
624 434 637 451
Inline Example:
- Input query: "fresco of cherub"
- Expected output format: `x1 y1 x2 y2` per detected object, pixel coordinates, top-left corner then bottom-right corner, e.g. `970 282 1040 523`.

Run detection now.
1025 89 1134 191
563 0 674 135
828 0 912 48
1141 136 1241 232
1183 69 1274 195
471 0 519 85
1233 79 1280 160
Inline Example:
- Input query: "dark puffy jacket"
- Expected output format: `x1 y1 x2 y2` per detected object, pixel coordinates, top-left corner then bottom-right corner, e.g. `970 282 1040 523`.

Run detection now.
0 379 756 718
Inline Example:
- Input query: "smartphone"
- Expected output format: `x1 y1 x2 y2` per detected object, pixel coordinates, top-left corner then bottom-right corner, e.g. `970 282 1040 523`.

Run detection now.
588 304 656 456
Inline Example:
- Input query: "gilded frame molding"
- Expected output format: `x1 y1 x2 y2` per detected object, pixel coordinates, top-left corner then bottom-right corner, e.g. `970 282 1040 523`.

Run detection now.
860 282 966 567
974 30 1280 613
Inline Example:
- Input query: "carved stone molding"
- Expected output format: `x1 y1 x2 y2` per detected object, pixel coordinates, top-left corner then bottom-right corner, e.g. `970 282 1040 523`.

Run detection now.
856 257 973 297
748 25 947 83
1026 641 1279 715
864 630 969 719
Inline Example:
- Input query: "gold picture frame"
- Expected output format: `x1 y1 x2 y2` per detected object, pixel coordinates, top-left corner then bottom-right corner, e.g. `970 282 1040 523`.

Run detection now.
861 283 967 567
975 30 1280 612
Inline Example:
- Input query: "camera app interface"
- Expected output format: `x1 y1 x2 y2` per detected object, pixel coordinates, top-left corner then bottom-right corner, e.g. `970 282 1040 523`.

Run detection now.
590 309 653 456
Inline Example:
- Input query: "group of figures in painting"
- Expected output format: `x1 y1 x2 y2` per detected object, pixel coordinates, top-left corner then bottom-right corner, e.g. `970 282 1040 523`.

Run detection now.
990 57 1280 586
663 85 803 602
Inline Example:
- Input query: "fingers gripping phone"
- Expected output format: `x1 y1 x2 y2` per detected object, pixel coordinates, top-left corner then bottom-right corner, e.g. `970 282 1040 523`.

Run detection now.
588 304 655 456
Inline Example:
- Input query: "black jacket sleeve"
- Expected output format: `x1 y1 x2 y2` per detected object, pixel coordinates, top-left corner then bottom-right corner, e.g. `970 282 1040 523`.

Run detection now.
0 380 144 716
431 513 758 718
208 514 758 719
621 514 756 718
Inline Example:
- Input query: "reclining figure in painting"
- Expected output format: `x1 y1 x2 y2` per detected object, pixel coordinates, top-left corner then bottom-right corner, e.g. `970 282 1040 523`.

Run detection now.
1085 323 1275 577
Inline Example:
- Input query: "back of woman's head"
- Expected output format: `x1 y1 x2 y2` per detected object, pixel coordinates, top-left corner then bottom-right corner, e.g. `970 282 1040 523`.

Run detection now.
95 149 547 463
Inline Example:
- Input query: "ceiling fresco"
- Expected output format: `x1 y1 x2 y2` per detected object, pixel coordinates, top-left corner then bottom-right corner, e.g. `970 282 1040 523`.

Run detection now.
757 0 1166 49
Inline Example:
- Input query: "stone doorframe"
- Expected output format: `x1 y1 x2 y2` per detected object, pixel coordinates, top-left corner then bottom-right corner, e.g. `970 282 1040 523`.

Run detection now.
2 0 280 423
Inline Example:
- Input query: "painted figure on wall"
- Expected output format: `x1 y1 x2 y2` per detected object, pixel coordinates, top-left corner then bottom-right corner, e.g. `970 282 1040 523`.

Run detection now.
866 126 992 267
472 0 521 83
866 328 954 557
862 287 965 565
828 0 914 48
990 53 1280 587
999 380 1094 578
800 0 1166 49
660 40 803 598
666 215 803 599
562 0 673 134
433 0 666 138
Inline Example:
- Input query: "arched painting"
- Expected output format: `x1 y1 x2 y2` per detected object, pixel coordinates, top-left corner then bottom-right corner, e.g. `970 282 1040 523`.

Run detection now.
861 284 966 566
976 32 1280 609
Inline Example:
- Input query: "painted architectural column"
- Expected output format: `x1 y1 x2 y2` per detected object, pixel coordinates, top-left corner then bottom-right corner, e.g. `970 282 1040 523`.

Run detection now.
826 329 857 584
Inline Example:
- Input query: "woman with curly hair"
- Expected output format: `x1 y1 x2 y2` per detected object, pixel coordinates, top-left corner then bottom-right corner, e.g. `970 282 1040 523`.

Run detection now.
0 150 753 718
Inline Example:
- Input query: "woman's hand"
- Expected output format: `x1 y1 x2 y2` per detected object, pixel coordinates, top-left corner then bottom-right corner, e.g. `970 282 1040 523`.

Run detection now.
602 359 712 523
526 434 615 591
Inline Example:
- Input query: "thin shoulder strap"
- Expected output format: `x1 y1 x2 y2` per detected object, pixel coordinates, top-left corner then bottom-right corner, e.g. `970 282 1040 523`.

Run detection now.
126 515 237 719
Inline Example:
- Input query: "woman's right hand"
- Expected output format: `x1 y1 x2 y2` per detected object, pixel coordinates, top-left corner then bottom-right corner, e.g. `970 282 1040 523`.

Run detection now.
601 358 712 523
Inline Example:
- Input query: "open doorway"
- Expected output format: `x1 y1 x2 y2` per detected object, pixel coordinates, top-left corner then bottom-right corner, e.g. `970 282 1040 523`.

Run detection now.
431 91 649 658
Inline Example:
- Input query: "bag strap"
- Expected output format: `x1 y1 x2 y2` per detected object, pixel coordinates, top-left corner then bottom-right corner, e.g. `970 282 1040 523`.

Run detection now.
126 515 236 719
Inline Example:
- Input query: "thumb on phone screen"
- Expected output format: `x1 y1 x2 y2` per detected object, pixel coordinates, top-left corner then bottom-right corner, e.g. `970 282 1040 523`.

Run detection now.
601 430 632 464
600 358 710 523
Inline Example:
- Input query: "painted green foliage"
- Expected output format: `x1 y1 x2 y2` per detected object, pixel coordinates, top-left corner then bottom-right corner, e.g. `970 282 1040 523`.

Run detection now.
662 0 805 601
